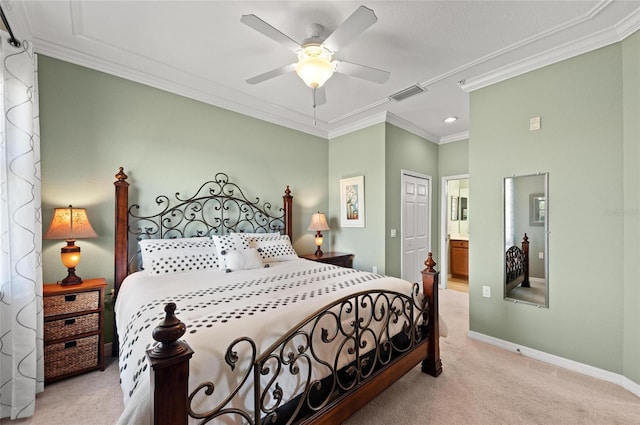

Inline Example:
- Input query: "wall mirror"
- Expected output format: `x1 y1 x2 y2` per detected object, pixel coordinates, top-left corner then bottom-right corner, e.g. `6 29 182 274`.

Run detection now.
503 173 548 307
448 179 469 238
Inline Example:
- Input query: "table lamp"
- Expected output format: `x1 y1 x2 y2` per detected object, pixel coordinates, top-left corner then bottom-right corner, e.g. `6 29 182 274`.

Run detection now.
307 211 330 257
44 205 97 285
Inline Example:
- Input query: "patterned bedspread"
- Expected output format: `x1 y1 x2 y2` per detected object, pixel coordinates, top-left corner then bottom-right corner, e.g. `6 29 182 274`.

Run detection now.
115 258 420 424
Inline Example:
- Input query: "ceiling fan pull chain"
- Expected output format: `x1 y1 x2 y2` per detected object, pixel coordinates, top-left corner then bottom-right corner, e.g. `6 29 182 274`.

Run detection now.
312 88 317 126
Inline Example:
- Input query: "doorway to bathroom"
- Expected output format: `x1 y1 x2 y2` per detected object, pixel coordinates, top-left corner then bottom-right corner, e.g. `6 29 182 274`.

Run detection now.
440 175 469 292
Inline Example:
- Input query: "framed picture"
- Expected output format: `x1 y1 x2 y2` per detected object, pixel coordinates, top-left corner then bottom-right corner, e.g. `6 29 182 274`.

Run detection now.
340 176 365 228
530 193 545 226
451 196 459 221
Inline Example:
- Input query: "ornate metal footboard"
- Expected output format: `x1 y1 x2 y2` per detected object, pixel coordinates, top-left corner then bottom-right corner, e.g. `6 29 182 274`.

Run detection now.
505 233 530 292
147 256 441 425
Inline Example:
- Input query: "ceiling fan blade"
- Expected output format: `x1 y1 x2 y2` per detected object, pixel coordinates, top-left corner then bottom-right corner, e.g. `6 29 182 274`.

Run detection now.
334 60 390 84
246 63 296 84
322 6 377 53
241 14 301 52
313 86 327 106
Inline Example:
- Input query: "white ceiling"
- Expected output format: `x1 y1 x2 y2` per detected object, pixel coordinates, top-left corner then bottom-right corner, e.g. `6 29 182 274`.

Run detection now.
5 1 640 142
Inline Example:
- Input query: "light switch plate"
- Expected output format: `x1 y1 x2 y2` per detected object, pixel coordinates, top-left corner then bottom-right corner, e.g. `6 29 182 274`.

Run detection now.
530 116 541 131
482 286 491 298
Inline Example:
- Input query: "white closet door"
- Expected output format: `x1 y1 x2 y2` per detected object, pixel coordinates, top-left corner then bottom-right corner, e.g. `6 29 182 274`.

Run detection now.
401 172 431 283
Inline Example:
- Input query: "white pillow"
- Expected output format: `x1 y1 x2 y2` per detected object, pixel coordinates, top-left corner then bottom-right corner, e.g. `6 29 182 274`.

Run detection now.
211 234 250 268
138 237 219 275
249 235 298 263
220 248 265 272
211 233 246 253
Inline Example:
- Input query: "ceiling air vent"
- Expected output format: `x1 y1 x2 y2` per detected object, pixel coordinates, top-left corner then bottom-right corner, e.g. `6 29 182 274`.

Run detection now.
388 84 427 101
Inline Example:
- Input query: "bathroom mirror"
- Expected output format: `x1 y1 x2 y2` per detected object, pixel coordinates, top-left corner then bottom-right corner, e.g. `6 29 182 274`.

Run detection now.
503 173 548 307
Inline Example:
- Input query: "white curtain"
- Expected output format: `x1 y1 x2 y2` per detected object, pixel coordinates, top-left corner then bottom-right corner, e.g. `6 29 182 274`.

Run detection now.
0 32 43 419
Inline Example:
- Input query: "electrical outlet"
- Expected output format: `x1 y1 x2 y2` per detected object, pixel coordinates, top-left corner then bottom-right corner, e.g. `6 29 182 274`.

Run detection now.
372 266 378 273
482 286 491 298
538 251 544 259
390 228 397 238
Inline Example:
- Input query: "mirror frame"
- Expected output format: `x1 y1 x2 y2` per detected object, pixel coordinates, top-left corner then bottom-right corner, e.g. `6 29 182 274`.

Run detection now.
503 172 549 308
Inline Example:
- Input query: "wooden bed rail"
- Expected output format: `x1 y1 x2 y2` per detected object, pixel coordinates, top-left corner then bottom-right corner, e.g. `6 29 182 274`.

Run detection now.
145 254 442 425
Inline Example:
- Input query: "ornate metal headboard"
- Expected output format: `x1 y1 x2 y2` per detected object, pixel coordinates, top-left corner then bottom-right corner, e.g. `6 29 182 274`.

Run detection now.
130 173 288 238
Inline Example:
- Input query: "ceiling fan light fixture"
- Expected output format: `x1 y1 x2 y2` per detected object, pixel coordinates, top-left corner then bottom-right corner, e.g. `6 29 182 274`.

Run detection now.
295 44 335 88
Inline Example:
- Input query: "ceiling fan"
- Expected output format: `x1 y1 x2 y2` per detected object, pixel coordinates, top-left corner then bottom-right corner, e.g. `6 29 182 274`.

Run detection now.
241 5 390 109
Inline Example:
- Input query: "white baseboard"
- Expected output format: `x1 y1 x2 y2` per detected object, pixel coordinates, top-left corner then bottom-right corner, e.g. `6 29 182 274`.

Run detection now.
468 331 640 398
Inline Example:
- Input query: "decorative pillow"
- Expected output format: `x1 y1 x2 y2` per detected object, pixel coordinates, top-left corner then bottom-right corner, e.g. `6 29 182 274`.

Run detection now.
211 234 250 268
138 237 219 275
249 235 298 263
219 248 265 272
211 233 245 252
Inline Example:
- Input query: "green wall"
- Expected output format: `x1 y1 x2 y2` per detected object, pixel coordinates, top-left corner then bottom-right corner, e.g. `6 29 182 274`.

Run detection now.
384 123 439 278
622 30 640 384
38 56 328 342
327 123 386 272
439 139 469 177
469 43 627 374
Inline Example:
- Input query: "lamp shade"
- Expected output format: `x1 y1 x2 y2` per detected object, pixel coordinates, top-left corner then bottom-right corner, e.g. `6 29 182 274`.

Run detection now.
295 45 335 89
308 212 330 232
44 205 97 240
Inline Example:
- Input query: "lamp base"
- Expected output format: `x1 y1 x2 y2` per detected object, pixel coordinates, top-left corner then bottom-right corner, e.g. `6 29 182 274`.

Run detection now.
60 268 83 286
314 231 324 257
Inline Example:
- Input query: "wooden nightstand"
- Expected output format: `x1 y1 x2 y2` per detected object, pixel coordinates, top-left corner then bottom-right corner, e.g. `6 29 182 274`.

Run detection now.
301 252 354 268
43 278 106 383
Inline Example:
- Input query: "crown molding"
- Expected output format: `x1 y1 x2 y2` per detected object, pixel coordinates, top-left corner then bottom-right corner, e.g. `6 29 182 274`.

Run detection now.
440 131 470 144
385 112 440 144
327 111 388 139
460 9 640 93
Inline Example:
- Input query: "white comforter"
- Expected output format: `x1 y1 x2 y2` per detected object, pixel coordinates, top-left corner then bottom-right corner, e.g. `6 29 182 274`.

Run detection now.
115 259 425 424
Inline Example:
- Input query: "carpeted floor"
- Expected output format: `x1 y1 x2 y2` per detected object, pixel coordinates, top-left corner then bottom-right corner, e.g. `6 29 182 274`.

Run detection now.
447 276 469 293
4 289 639 425
506 278 545 305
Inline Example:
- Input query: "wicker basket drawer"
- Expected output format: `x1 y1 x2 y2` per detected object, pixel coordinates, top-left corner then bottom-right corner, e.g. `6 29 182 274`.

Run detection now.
44 313 99 341
45 334 99 379
44 290 99 317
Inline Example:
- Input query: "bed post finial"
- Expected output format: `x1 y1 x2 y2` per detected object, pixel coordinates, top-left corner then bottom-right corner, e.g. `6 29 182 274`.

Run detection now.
149 303 189 359
115 166 128 182
147 302 194 425
424 252 437 273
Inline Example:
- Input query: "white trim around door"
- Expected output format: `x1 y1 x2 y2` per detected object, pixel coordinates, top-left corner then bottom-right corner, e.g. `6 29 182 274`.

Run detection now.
440 173 470 289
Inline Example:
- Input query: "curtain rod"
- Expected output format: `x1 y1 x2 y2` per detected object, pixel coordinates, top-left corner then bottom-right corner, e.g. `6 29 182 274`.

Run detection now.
0 5 20 47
